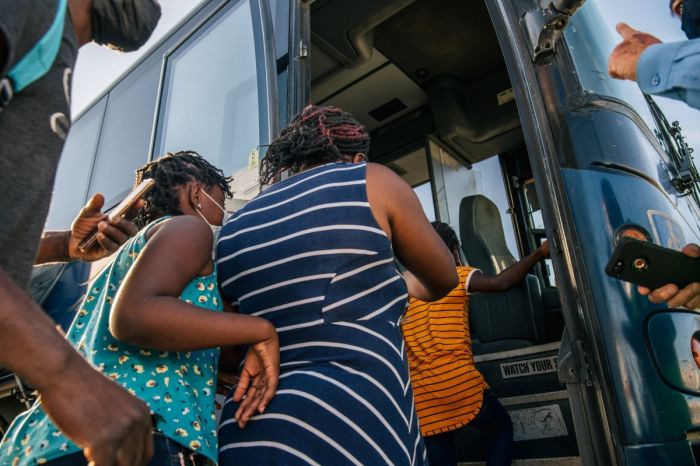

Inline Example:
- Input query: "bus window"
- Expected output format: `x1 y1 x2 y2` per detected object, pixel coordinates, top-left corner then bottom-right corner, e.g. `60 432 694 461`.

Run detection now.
155 0 261 180
564 1 660 150
414 182 436 222
45 97 107 230
266 0 290 60
521 178 556 287
384 146 436 221
87 62 161 208
428 140 520 260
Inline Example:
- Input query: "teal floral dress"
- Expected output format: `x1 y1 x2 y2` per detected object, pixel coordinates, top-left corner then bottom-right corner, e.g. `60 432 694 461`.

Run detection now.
0 217 223 465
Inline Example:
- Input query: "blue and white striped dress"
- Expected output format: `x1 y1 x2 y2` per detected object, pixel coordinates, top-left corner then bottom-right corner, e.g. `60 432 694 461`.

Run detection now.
216 162 427 466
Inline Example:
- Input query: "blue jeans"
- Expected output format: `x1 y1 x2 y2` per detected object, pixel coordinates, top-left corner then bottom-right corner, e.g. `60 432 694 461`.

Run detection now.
43 431 206 466
424 390 514 466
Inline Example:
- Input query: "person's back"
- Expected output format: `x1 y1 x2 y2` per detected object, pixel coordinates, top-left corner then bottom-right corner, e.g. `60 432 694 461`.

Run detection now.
217 161 422 464
403 221 548 466
402 264 487 436
216 105 457 466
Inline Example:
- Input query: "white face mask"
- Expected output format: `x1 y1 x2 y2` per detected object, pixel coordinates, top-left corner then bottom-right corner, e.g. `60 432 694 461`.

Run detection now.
195 190 231 256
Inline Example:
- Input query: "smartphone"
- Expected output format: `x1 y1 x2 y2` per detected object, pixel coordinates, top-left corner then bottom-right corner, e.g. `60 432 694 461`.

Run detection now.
605 237 700 290
77 179 156 253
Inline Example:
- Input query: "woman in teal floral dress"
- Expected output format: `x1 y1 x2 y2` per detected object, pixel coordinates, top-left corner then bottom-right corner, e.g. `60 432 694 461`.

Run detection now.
0 152 279 466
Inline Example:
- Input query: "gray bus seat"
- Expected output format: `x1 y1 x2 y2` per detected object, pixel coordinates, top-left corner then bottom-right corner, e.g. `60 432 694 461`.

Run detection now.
459 195 544 354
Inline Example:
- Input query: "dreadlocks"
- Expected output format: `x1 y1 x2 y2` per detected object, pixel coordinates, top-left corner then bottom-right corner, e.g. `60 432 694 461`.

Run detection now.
132 151 232 228
431 221 460 253
260 105 370 185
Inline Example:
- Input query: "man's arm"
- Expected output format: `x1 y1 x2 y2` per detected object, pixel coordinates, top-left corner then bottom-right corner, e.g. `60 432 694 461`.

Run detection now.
469 242 549 293
0 267 153 465
608 23 700 110
636 39 700 110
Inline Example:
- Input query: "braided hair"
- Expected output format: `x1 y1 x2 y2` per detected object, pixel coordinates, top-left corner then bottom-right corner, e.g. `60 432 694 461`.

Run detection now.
260 105 370 185
132 151 232 228
431 221 460 252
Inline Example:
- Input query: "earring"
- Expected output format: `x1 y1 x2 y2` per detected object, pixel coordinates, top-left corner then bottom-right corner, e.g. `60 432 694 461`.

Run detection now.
196 203 202 209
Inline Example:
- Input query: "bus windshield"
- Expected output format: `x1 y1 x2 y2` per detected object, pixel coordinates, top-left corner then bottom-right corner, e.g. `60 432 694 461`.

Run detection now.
564 0 659 135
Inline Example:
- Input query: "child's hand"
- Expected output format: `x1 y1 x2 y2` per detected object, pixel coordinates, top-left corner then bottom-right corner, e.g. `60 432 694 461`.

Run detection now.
232 331 279 428
538 241 550 258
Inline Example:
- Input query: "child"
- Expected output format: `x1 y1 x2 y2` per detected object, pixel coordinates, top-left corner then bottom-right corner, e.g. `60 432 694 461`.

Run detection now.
0 151 279 466
402 221 549 466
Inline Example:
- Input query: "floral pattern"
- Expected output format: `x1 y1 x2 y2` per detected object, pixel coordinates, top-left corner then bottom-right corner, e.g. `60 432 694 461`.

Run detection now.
0 218 223 465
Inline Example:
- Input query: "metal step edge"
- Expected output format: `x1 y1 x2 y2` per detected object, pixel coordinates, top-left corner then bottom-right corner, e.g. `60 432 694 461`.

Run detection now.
474 342 561 364
459 457 581 466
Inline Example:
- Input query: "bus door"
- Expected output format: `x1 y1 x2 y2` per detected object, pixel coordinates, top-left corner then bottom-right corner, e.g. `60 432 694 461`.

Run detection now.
305 0 583 461
487 0 700 464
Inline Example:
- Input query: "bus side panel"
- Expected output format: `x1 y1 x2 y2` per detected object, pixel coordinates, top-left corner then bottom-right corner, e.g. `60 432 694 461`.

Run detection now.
561 167 699 452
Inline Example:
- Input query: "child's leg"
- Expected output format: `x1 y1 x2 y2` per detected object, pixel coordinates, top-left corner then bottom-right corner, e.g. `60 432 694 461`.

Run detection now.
468 390 514 466
149 431 207 466
423 429 458 466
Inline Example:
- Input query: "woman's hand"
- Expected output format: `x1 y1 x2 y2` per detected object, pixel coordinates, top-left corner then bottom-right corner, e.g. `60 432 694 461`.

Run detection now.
232 331 280 428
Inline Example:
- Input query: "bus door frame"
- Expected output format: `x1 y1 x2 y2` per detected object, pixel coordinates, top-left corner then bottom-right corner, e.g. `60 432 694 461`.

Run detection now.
485 0 620 464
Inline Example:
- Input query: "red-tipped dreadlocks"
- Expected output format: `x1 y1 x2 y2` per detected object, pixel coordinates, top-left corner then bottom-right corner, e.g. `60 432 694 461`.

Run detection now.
260 105 370 185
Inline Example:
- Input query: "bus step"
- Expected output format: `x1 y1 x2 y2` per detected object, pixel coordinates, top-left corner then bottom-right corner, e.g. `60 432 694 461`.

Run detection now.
459 457 581 466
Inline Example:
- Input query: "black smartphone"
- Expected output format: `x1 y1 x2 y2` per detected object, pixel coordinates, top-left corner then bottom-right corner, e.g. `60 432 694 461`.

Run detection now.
605 237 700 290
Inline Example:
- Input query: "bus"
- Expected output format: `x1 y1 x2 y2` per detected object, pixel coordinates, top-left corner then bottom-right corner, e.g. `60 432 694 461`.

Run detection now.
2 0 699 464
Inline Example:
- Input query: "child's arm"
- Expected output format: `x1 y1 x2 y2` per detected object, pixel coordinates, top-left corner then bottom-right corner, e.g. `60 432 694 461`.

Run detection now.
469 241 549 293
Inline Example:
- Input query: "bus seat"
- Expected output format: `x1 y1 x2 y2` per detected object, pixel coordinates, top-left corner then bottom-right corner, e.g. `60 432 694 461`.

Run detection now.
459 195 544 354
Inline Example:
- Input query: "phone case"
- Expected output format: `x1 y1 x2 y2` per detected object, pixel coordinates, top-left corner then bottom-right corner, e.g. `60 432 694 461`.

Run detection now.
605 237 700 290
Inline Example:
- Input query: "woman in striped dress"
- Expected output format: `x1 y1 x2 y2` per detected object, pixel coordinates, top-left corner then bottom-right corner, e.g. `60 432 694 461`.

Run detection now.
216 106 457 466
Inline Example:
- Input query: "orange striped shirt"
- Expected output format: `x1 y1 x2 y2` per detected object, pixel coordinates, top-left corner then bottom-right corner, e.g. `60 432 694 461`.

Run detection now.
402 266 487 437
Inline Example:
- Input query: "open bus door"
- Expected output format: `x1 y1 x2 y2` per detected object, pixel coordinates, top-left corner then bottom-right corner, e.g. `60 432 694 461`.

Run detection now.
487 0 700 465
303 0 700 463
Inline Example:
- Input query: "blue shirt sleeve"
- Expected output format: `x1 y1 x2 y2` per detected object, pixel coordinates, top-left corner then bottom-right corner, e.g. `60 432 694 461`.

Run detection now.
637 39 700 110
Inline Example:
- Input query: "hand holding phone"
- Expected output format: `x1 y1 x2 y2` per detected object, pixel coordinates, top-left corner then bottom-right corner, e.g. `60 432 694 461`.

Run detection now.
605 237 700 290
77 179 155 253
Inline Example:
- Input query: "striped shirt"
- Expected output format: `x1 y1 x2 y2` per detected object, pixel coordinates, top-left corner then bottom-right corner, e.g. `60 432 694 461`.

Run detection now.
402 266 488 437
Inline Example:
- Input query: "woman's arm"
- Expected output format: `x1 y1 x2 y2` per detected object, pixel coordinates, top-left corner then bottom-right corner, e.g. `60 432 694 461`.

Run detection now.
469 241 549 293
218 300 244 383
366 163 457 301
110 215 276 351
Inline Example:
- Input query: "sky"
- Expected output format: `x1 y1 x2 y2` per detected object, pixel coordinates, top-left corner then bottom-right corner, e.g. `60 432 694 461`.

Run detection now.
71 0 699 150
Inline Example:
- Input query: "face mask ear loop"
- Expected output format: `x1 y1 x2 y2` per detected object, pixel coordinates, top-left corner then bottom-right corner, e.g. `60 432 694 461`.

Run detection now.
201 190 226 216
192 187 210 226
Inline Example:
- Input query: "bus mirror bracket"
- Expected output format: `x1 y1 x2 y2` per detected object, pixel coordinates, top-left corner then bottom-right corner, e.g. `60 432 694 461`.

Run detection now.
521 0 586 63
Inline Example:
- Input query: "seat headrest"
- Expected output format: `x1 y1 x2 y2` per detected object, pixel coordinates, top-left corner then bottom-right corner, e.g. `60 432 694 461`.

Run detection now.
459 195 516 275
